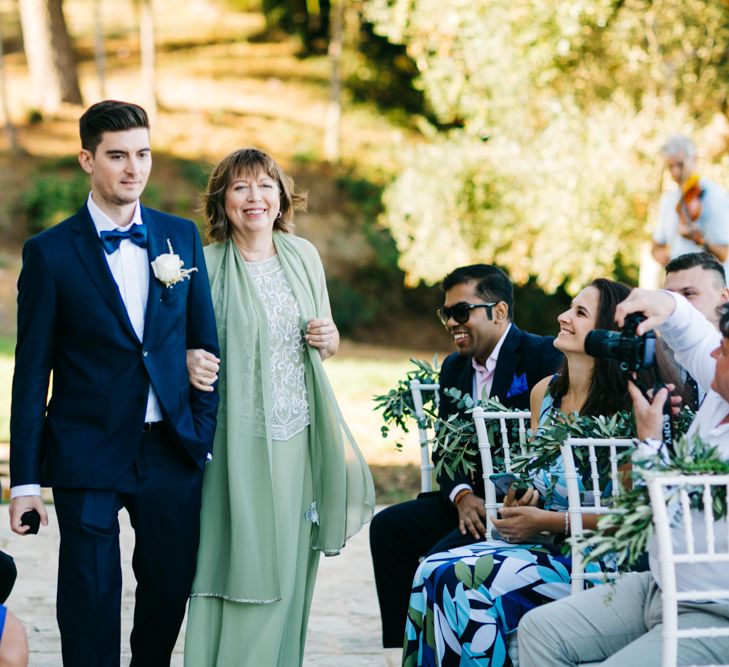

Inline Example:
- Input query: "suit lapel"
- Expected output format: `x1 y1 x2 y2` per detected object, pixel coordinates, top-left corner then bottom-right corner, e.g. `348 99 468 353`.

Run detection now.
142 208 163 340
455 355 474 399
71 206 138 340
490 325 520 402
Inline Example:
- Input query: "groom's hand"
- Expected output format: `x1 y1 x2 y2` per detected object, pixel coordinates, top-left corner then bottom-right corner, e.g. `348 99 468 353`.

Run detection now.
186 349 220 392
9 496 48 535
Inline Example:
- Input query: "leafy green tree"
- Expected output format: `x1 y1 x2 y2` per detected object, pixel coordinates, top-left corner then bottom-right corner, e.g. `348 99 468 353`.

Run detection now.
366 0 729 291
262 0 331 53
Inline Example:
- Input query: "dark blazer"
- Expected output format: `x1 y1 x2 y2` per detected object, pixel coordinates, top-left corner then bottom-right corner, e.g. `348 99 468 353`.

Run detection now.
434 324 562 498
10 204 220 490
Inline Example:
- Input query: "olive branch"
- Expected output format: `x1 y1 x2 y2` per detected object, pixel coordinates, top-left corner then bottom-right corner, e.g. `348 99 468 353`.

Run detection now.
372 356 440 447
581 431 726 571
430 389 516 482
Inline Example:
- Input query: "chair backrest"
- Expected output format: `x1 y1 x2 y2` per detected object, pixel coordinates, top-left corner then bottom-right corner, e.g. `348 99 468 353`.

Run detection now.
472 407 531 533
409 380 440 493
647 473 729 667
561 436 635 593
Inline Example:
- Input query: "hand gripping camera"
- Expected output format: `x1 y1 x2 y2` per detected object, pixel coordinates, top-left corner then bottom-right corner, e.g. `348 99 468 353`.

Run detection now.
585 313 674 451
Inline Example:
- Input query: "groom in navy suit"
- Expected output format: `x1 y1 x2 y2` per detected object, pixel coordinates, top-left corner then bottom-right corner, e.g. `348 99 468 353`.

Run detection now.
9 101 219 665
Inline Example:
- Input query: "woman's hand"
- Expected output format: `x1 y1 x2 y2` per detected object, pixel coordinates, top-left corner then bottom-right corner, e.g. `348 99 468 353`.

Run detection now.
491 505 554 543
305 317 339 360
502 483 539 509
186 348 220 392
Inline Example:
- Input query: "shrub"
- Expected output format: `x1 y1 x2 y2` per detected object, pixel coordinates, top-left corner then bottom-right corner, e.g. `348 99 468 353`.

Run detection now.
20 172 163 236
21 174 90 234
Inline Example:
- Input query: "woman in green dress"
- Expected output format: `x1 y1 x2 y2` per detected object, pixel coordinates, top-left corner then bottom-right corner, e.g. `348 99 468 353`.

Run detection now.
183 148 375 666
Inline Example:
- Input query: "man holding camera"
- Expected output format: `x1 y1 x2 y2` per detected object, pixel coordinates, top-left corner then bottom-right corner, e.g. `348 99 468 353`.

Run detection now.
518 288 729 666
369 264 562 648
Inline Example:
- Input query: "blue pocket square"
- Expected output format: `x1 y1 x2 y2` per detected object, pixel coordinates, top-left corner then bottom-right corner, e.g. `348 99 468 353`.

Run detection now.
506 372 528 398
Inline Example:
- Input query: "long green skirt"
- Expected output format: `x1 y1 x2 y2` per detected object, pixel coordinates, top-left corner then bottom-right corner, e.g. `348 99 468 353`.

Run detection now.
184 428 320 666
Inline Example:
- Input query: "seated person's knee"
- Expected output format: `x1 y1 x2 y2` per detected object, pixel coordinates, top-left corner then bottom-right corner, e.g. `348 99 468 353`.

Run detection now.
518 604 551 645
0 554 17 605
0 610 28 667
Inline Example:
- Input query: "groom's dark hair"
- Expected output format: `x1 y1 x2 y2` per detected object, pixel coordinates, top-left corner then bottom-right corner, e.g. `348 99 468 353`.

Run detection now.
79 100 149 154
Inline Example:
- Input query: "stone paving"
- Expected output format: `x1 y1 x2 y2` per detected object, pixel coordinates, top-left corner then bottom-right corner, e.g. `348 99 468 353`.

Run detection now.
0 505 400 666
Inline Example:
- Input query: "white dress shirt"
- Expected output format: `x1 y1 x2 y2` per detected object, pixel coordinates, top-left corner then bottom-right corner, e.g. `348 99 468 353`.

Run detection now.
87 193 162 421
472 323 511 402
648 292 729 598
12 193 162 498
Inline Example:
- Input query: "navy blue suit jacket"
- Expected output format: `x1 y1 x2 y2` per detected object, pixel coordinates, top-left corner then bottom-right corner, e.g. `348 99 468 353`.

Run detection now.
434 324 563 499
10 204 220 490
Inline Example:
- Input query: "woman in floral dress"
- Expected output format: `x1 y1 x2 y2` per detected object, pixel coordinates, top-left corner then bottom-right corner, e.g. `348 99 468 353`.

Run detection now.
402 279 642 667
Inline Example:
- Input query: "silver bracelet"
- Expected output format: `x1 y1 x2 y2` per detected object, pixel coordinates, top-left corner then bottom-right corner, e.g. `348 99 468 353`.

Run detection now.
564 511 570 536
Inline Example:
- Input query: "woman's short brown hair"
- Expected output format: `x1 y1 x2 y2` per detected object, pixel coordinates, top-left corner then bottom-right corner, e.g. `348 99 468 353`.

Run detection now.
203 148 307 243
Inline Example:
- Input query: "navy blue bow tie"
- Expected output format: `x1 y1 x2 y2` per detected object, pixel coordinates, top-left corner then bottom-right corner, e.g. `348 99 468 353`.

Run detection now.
99 224 148 254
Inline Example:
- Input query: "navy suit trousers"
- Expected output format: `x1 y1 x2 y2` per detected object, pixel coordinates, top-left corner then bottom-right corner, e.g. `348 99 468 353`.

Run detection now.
53 425 203 667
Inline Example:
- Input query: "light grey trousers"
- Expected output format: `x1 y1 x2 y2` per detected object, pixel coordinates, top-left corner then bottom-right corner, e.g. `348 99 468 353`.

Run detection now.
517 572 729 666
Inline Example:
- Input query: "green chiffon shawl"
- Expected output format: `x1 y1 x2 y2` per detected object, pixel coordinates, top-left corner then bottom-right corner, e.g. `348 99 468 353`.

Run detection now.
190 233 375 603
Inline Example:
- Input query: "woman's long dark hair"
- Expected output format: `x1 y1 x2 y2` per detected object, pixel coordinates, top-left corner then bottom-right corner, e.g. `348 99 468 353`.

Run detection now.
550 278 634 417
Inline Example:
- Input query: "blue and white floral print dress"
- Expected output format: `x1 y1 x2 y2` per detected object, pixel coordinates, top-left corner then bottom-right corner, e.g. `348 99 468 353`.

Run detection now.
401 389 604 667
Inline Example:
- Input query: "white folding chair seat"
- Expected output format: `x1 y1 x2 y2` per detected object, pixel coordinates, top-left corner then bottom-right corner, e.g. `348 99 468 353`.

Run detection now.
409 380 440 493
648 473 729 667
472 407 531 535
561 436 635 593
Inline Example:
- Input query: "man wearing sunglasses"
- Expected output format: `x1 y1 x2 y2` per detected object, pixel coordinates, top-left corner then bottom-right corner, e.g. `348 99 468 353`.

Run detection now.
370 264 563 649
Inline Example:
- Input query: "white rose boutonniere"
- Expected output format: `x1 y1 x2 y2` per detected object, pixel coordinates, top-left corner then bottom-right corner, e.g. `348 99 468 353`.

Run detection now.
151 239 198 287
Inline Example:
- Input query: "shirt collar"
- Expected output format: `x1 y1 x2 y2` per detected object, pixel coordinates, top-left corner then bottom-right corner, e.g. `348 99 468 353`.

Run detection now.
472 323 512 374
87 192 142 235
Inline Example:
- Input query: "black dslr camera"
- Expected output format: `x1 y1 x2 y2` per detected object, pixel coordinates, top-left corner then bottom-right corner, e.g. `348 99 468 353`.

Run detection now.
584 313 656 372
585 312 674 451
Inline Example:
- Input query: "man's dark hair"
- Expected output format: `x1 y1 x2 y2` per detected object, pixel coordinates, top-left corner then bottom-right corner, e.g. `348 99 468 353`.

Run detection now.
441 264 514 319
665 252 726 287
79 100 149 154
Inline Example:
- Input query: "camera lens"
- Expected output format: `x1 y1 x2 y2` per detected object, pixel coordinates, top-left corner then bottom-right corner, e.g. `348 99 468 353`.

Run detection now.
584 329 621 359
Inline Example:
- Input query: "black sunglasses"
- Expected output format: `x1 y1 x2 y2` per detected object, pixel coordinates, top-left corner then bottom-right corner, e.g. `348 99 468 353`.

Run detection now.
437 301 497 325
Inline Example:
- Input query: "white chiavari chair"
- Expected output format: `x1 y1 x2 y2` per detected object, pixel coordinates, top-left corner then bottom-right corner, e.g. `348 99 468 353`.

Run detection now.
471 407 531 534
409 380 440 493
648 473 729 667
561 436 635 594
470 407 530 665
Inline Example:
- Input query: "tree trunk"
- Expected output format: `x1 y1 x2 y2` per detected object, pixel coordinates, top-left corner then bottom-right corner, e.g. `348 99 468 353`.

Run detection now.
323 0 343 162
0 17 21 154
18 0 82 113
94 0 107 99
136 0 158 120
